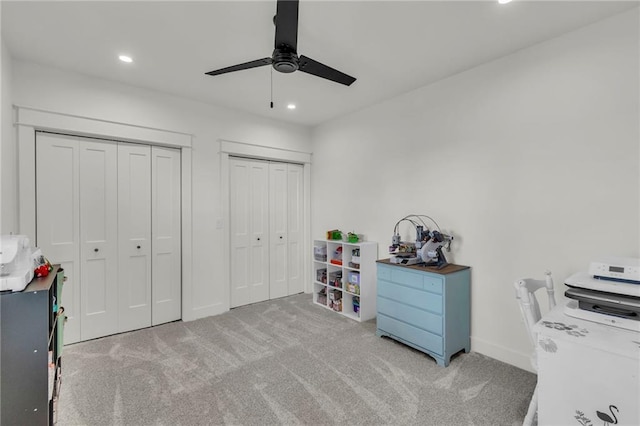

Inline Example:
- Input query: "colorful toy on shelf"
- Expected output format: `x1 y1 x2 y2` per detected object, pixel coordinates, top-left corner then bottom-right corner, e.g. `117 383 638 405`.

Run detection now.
352 296 360 314
330 246 343 266
326 229 342 240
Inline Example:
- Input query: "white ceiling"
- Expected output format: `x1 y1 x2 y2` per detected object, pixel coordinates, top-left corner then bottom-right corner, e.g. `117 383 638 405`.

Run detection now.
2 1 637 127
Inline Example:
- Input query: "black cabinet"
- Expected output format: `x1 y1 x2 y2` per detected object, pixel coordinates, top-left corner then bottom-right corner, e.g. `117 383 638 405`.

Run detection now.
1 265 65 425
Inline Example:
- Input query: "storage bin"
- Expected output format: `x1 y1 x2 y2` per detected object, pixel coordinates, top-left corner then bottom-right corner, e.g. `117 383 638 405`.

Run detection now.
314 245 327 261
328 271 342 288
316 268 327 283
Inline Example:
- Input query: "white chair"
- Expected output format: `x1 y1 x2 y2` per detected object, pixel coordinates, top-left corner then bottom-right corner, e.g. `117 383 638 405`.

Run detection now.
514 271 556 426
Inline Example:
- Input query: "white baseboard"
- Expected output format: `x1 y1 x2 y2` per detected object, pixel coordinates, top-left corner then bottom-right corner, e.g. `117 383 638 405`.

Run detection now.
471 336 536 374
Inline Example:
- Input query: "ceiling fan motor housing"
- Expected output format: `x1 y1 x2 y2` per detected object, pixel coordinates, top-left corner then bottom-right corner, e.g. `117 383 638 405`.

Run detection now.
272 48 299 73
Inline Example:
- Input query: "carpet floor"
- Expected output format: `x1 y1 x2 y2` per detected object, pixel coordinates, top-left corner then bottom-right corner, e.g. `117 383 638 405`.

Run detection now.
58 293 535 425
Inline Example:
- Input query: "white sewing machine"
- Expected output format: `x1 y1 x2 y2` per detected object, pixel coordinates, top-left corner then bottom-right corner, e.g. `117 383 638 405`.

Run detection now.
0 235 40 292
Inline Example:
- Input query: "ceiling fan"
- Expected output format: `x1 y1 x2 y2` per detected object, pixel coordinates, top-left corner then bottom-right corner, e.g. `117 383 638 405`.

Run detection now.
205 0 356 86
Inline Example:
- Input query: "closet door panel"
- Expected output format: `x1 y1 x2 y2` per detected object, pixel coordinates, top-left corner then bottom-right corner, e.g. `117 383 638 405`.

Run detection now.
230 159 251 308
151 146 181 325
230 158 269 307
250 161 270 304
36 133 81 344
269 163 288 299
287 164 304 295
79 140 118 341
118 144 152 332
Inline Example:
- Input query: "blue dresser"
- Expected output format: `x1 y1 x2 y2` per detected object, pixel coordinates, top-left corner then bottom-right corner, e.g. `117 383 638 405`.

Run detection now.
376 260 471 367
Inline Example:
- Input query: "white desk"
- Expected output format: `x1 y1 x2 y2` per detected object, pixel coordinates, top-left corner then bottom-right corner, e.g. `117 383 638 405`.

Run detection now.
535 305 640 426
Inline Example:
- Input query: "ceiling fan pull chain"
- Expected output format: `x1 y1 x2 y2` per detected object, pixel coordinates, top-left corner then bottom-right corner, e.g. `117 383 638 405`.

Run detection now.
270 67 274 109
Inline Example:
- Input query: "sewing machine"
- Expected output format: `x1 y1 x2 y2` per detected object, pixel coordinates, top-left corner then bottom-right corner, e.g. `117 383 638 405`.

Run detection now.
0 235 39 292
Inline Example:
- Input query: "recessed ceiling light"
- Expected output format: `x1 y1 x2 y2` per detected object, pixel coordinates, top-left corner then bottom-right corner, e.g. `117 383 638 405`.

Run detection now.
498 0 512 4
118 55 133 63
287 104 296 110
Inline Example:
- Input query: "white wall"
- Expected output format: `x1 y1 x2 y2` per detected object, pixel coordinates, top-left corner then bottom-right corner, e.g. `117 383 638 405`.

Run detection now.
311 9 639 371
11 59 311 320
1 35 17 234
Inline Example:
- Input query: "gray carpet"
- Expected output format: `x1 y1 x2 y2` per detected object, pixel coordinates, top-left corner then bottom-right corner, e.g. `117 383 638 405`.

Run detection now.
58 293 535 425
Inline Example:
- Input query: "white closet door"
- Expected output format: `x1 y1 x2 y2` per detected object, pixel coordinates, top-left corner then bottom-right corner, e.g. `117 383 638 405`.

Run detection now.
269 162 288 299
118 143 152 332
151 146 181 325
36 133 81 344
287 164 304 295
79 140 119 341
229 158 270 307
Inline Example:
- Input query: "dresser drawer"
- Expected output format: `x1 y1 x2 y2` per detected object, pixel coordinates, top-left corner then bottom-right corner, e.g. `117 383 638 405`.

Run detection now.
377 314 443 355
422 275 443 295
377 297 443 335
378 280 443 315
381 267 444 295
389 268 424 290
377 264 392 281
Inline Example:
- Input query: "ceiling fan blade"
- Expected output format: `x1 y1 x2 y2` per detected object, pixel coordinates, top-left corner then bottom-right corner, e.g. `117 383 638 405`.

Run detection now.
205 58 272 76
298 55 356 86
274 0 299 51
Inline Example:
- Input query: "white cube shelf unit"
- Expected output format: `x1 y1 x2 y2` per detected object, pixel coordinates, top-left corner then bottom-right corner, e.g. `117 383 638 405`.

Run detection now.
312 239 378 321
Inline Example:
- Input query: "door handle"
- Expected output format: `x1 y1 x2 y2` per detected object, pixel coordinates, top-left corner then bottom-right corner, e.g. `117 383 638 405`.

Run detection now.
137 245 141 249
279 236 283 239
94 248 99 252
257 238 261 241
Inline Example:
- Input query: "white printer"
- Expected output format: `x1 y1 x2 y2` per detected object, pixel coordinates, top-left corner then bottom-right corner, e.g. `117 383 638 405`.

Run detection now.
0 235 40 292
564 257 640 332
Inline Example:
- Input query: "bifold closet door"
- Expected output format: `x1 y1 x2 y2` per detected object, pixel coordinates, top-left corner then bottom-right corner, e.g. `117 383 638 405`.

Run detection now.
37 134 119 342
79 139 119 341
151 146 181 325
230 159 304 308
229 158 270 308
269 163 288 299
118 143 152 333
37 135 181 343
286 164 304 295
36 133 82 344
269 163 304 299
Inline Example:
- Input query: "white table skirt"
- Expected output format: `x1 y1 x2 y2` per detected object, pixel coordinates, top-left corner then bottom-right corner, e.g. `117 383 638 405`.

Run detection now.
534 305 640 426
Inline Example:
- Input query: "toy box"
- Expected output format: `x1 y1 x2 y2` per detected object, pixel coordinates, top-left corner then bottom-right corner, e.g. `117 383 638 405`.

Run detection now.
316 268 327 283
346 283 360 295
329 298 342 312
317 288 327 306
328 289 342 301
314 245 327 261
328 271 342 288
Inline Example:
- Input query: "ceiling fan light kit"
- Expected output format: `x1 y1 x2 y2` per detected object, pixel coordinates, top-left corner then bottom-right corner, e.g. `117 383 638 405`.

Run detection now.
205 0 356 87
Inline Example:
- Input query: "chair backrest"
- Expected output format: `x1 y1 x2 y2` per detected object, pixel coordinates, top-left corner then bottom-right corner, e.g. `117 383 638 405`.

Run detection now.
514 271 556 348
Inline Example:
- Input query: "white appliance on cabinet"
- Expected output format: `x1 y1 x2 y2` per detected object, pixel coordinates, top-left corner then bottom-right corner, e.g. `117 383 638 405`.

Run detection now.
0 235 39 292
